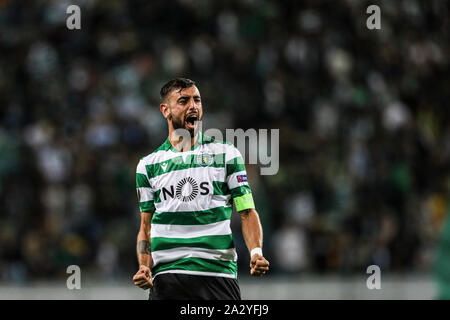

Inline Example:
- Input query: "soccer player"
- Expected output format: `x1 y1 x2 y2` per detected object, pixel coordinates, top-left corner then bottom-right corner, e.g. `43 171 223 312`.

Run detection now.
132 78 269 300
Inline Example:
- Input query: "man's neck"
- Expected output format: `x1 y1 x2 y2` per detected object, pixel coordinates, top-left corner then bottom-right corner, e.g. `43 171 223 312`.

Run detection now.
168 130 199 152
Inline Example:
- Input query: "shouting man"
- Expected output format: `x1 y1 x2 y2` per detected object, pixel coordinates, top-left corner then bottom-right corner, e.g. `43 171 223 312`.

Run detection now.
133 78 269 300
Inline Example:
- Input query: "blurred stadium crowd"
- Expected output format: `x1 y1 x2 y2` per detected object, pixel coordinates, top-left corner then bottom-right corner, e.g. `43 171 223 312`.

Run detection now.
0 0 449 283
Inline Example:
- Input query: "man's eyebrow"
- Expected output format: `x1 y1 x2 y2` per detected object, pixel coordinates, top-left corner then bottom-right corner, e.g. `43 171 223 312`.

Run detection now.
177 95 201 101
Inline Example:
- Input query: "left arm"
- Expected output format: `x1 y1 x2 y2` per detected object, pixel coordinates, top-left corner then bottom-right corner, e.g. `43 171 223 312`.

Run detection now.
240 208 269 276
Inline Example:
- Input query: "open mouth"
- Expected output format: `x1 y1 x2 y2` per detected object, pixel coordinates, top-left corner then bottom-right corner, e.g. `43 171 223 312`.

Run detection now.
185 114 198 129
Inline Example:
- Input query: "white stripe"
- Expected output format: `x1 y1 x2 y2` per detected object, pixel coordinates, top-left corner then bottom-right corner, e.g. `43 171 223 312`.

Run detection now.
152 247 237 266
152 269 236 280
225 145 242 163
137 187 154 202
148 165 226 187
227 170 249 189
198 142 229 158
142 142 231 166
136 160 148 175
151 220 231 238
211 194 231 202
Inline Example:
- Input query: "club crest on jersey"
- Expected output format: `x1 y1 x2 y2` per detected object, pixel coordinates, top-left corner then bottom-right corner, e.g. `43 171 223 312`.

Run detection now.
195 153 213 166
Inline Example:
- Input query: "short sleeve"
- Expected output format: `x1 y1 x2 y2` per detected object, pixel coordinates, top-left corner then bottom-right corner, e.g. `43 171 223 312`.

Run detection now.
136 160 155 213
225 145 255 212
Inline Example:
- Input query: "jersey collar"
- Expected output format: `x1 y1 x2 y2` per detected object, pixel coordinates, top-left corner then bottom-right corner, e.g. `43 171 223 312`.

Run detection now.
164 132 204 153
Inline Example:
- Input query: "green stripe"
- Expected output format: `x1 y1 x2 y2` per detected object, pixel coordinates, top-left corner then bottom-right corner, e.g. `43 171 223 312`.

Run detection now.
154 189 161 204
146 153 226 179
230 185 252 198
152 257 237 276
226 156 246 177
151 234 234 252
139 200 155 212
136 173 150 188
151 206 232 225
212 181 229 195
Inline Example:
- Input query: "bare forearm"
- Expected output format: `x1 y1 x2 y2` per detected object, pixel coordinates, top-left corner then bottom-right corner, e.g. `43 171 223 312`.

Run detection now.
240 208 269 277
133 211 154 289
240 208 263 253
137 232 152 267
137 211 153 268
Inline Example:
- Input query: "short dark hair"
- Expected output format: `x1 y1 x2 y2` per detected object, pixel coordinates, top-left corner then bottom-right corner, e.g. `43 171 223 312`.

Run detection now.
160 78 196 102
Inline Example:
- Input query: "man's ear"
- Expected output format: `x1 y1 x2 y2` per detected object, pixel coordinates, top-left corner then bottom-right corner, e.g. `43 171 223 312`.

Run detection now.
160 103 170 119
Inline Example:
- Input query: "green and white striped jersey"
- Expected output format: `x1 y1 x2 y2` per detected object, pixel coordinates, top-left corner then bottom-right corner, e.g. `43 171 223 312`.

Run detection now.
136 132 255 279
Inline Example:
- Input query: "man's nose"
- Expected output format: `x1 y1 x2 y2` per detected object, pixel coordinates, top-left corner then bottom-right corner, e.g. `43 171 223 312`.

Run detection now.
187 98 197 111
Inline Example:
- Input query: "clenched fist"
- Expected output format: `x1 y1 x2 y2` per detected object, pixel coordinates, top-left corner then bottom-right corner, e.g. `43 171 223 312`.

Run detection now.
250 254 269 276
133 265 153 289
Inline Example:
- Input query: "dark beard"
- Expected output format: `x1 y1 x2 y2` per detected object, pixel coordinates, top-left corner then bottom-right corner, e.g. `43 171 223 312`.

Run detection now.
172 116 195 137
